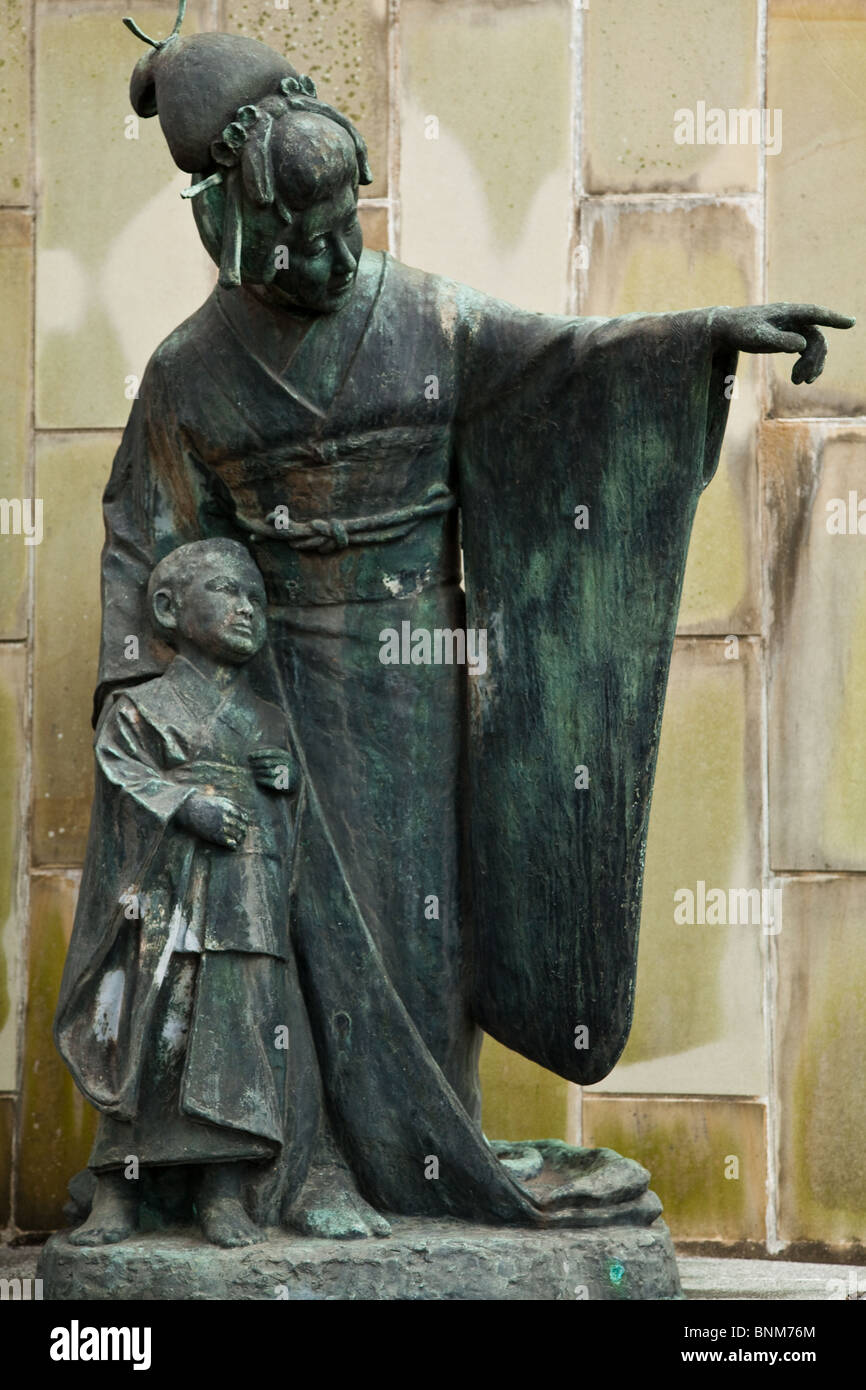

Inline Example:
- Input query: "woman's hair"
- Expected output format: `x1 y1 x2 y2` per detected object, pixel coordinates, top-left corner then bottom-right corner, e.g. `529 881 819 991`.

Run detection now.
122 4 371 287
191 107 360 286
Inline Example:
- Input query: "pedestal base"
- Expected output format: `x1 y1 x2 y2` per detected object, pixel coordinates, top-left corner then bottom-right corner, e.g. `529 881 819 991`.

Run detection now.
39 1216 682 1300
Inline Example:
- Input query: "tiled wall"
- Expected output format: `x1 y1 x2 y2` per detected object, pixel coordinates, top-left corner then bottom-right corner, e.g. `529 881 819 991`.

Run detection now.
1 0 864 1257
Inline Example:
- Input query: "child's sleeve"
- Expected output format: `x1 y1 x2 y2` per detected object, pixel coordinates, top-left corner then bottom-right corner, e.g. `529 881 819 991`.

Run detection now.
95 694 195 827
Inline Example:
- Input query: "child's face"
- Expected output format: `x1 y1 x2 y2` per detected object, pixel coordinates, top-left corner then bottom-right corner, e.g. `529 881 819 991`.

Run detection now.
172 555 267 665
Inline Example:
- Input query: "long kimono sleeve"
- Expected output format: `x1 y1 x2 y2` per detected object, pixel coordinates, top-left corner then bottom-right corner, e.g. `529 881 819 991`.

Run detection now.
454 295 737 1084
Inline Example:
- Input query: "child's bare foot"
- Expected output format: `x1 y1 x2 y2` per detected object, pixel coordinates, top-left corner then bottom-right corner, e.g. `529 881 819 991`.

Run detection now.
287 1161 391 1240
196 1164 265 1249
68 1170 138 1246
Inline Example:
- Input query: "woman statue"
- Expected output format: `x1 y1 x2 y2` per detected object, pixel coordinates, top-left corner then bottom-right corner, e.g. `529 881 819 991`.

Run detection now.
54 7 853 1245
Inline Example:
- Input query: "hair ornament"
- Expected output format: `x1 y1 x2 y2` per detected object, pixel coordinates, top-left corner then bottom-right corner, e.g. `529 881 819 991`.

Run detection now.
123 0 186 51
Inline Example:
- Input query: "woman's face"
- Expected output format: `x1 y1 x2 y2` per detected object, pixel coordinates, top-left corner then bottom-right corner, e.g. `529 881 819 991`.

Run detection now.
270 175 363 314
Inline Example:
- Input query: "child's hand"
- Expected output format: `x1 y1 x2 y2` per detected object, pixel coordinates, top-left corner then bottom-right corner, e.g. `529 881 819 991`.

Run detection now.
248 747 300 794
176 793 250 849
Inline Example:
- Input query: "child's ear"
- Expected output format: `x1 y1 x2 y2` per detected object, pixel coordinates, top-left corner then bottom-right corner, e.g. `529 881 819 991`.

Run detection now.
152 586 177 634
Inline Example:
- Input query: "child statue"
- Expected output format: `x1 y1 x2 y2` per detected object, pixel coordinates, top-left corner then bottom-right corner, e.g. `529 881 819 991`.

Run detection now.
55 539 319 1248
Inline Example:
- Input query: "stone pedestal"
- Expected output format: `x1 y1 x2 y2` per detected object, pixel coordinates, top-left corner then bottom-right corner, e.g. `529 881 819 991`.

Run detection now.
39 1217 682 1300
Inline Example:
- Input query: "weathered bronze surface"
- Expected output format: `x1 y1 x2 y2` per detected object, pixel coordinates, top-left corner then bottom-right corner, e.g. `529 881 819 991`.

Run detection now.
48 6 853 1273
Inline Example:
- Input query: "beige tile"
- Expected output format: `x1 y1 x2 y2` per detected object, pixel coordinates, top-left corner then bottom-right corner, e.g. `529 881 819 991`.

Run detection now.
0 0 32 204
480 1034 577 1143
17 872 96 1232
775 874 866 1249
0 646 26 1094
0 210 32 639
767 3 866 417
580 200 761 319
583 1096 767 1243
764 423 866 871
358 203 389 254
35 2 217 429
581 199 762 635
33 432 119 866
400 0 572 312
225 0 389 199
593 638 766 1096
584 0 761 195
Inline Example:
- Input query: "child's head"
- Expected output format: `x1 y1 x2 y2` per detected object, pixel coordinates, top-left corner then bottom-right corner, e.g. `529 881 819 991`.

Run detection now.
147 539 267 665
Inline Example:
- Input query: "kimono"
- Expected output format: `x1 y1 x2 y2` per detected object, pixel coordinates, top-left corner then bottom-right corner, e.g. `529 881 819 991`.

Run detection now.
61 248 737 1226
56 655 320 1211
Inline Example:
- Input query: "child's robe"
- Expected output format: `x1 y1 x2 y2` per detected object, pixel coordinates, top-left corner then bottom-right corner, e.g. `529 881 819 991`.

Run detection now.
56 654 320 1196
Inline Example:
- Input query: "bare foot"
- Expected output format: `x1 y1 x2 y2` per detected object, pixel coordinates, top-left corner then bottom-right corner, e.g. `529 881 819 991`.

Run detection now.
199 1196 266 1248
68 1171 138 1246
288 1162 391 1240
196 1164 266 1249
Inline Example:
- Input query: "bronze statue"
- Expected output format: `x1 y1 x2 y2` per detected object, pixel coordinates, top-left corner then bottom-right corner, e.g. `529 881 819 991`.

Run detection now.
53 5 854 1252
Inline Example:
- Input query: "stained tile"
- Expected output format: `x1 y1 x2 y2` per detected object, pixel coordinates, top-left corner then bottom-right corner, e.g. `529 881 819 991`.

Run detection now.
0 646 27 1094
0 0 31 204
775 875 866 1249
225 0 390 199
0 210 32 639
581 198 761 635
593 638 766 1096
480 1035 577 1144
767 2 866 416
583 1095 767 1243
400 0 572 312
584 0 761 195
35 2 217 429
358 203 389 254
764 423 866 871
16 873 96 1233
33 433 119 866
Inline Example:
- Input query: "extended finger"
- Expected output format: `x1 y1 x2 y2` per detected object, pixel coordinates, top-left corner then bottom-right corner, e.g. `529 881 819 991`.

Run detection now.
792 326 828 384
769 304 856 330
